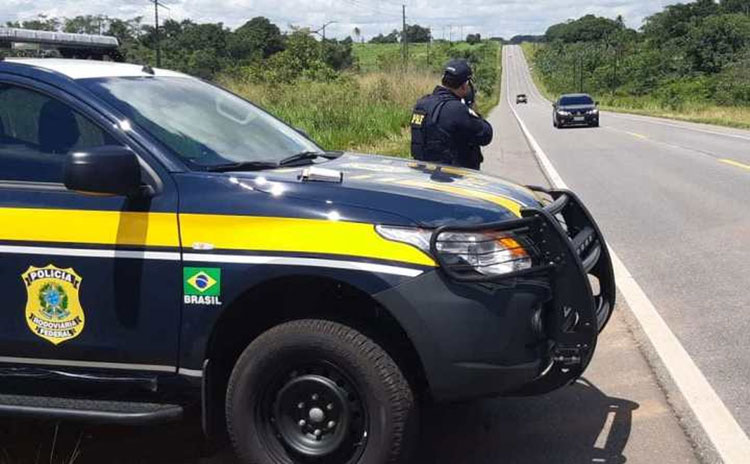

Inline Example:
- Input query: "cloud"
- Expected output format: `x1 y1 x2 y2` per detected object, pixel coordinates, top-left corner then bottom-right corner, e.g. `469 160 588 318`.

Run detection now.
2 0 690 39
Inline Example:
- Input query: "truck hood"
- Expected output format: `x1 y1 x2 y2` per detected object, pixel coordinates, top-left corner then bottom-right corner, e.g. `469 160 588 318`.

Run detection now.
230 153 544 228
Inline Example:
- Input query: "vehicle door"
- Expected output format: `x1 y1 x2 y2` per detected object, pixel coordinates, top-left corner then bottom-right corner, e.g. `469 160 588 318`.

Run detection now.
0 76 182 376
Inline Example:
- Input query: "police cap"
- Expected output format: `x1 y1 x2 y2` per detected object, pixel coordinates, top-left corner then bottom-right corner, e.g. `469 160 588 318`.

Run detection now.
443 59 473 86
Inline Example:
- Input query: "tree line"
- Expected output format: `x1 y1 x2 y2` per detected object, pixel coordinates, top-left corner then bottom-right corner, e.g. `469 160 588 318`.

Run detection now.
4 14 499 85
4 14 491 81
530 0 750 107
4 14 355 80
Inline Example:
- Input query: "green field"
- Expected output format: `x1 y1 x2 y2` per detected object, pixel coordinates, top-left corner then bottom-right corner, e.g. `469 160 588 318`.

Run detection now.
224 41 501 158
353 42 486 73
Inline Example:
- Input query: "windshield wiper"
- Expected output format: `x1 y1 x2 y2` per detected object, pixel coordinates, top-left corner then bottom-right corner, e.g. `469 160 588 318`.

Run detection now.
203 161 279 172
203 151 343 172
278 151 343 167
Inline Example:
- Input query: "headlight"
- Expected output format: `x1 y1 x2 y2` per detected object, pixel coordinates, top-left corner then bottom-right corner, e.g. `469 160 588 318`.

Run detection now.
557 110 571 116
434 231 531 276
376 226 532 277
587 108 599 114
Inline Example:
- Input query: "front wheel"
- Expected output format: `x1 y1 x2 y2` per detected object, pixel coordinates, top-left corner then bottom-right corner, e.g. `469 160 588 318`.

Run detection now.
226 320 417 464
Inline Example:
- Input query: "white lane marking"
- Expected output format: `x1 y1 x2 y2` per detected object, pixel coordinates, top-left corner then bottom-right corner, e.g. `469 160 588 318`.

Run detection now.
0 356 176 373
604 111 750 142
0 245 180 261
183 253 425 278
504 46 750 463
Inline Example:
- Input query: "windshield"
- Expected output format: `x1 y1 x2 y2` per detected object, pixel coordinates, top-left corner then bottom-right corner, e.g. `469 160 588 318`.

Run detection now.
559 95 594 106
81 76 321 168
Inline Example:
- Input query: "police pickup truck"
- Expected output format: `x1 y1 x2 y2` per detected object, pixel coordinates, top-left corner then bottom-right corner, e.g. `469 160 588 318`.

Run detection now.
0 59 615 464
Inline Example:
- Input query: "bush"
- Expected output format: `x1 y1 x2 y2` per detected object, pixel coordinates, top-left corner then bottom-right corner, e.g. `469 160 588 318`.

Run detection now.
715 54 750 105
238 32 346 84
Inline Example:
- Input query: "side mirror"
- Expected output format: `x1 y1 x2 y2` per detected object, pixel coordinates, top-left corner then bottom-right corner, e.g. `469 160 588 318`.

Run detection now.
595 101 600 106
552 102 558 108
64 145 144 197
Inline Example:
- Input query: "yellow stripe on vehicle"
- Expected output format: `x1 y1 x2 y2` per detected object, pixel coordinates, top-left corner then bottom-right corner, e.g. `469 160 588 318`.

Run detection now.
179 214 436 267
0 208 435 266
0 208 179 247
0 208 434 267
395 179 524 217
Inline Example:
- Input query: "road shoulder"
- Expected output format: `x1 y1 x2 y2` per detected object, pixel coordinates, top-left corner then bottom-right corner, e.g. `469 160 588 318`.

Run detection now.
473 71 702 463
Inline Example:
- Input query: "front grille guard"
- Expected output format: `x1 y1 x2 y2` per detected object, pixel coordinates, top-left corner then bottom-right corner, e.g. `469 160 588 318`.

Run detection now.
429 187 616 395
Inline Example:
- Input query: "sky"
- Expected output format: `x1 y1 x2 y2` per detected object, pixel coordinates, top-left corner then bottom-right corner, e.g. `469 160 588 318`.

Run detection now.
1 0 691 40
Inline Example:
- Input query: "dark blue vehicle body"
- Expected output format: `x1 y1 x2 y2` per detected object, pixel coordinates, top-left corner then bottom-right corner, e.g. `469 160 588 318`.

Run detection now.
0 59 614 429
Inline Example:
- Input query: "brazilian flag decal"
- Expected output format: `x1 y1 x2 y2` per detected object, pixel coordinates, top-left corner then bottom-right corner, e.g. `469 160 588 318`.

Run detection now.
184 268 221 297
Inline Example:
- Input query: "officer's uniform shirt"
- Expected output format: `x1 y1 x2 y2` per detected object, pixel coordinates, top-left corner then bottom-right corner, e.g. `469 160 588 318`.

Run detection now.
429 86 493 169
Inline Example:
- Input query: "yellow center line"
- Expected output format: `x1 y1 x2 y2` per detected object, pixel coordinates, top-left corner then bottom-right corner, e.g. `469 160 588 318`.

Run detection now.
719 158 750 171
626 131 647 140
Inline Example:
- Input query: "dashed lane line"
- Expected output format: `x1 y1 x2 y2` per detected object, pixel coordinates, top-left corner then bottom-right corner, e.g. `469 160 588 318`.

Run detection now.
720 158 750 171
626 131 647 140
604 112 750 142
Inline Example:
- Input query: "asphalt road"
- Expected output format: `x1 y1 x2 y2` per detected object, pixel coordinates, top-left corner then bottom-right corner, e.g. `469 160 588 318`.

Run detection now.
503 44 750 436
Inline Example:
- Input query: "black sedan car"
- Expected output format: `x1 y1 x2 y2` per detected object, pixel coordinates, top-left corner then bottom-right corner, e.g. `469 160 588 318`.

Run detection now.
553 93 599 128
516 94 528 104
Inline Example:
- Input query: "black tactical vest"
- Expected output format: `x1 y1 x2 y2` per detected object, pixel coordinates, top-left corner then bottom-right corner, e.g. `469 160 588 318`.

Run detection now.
410 93 455 164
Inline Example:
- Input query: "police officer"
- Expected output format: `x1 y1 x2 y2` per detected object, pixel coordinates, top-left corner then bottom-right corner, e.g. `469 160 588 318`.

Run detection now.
411 59 493 169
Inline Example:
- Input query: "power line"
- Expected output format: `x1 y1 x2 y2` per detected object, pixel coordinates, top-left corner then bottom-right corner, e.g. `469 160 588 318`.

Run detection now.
337 0 402 19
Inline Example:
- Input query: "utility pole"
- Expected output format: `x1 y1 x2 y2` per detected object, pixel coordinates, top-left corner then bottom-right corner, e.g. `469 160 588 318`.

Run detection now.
402 4 407 66
427 24 432 65
579 54 584 93
613 45 618 94
313 21 337 40
151 0 170 67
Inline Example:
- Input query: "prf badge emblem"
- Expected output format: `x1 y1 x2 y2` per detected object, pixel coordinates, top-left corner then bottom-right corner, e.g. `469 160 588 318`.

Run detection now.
22 265 85 345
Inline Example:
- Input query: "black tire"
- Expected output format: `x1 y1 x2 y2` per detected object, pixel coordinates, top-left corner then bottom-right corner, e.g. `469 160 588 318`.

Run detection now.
553 118 558 128
592 120 600 127
226 319 416 464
